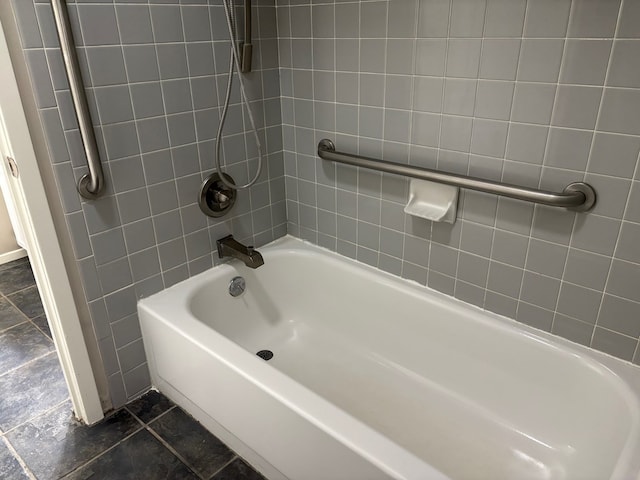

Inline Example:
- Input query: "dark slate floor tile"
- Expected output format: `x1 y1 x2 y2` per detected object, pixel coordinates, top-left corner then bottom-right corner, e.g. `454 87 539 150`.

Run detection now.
0 297 26 333
0 321 54 374
0 257 28 274
8 401 142 480
0 263 35 295
32 315 52 339
7 286 44 319
149 408 235 479
65 429 198 480
126 390 174 424
210 458 266 480
0 438 28 479
0 352 69 431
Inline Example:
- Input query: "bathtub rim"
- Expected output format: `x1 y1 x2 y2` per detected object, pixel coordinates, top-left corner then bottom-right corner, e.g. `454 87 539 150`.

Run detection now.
139 234 640 480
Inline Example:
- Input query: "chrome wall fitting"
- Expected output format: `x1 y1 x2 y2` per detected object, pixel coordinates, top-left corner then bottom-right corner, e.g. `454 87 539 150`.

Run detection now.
199 173 237 217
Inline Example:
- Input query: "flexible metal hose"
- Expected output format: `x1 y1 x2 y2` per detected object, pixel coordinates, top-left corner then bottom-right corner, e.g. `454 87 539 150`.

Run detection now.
214 0 263 190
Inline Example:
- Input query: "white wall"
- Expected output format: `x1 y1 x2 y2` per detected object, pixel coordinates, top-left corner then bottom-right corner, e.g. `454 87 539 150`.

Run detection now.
0 190 20 260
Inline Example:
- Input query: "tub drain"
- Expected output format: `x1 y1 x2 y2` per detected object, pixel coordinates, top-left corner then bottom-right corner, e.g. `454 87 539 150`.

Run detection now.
256 350 273 361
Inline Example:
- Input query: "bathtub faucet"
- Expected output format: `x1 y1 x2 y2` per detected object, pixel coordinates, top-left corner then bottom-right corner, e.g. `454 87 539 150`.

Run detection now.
216 235 264 269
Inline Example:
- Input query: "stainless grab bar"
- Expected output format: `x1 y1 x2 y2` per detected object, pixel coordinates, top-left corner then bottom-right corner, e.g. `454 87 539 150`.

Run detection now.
318 139 596 212
51 0 104 199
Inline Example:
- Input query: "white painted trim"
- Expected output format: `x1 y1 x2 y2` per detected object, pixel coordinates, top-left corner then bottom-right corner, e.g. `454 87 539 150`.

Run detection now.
0 18 103 424
0 247 26 265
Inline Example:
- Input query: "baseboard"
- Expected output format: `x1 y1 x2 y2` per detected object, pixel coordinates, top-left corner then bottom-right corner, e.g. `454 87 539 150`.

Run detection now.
0 247 27 265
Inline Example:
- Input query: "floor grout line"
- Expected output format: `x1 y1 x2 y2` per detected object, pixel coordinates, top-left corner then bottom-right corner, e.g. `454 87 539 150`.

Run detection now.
144 424 210 480
124 403 177 427
0 349 57 380
208 455 239 479
59 425 146 480
1 436 37 480
1 397 71 438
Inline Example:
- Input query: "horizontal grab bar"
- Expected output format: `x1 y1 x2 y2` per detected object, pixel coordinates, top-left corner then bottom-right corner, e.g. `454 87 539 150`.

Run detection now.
317 139 596 212
51 0 104 199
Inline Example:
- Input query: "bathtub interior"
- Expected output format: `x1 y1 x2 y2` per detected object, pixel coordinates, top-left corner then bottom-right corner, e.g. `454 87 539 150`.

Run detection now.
185 239 638 480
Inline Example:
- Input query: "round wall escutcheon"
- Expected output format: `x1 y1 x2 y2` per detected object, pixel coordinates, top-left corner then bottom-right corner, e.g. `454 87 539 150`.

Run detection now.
198 173 237 217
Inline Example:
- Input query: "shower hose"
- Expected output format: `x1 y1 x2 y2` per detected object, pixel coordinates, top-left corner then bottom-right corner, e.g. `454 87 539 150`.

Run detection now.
215 0 263 190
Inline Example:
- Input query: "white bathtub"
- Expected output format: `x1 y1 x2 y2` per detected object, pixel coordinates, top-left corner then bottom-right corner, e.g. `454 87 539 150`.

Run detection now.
138 235 640 480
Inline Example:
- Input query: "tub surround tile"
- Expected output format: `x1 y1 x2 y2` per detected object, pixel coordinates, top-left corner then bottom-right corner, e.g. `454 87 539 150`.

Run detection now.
278 0 640 364
0 322 54 374
10 0 287 408
0 352 68 432
148 407 235 479
64 429 198 480
6 402 141 480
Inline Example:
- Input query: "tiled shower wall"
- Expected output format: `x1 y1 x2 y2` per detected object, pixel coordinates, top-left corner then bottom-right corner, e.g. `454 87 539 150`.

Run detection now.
278 0 640 365
11 0 284 407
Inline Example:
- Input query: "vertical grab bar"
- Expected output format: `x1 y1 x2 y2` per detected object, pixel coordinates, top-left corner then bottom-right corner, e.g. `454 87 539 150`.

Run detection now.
50 0 104 199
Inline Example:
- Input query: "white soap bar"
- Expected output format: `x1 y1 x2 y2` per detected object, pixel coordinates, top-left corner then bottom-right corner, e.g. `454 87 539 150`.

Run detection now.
404 179 459 224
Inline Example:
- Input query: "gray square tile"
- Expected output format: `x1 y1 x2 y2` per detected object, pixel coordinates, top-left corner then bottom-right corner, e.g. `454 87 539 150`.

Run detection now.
552 85 601 130
156 44 189 80
560 39 612 86
487 261 523 298
523 0 571 37
417 0 451 38
520 271 560 311
78 4 119 46
86 47 127 86
446 39 481 78
598 294 640 338
470 119 508 158
517 39 564 83
552 314 593 347
116 5 154 44
415 39 446 76
91 228 127 266
483 0 526 37
474 81 513 121
571 214 620 256
607 259 640 303
568 0 621 38
456 252 489 287
516 302 553 332
150 5 184 43
511 83 556 125
598 88 640 136
443 78 476 116
591 327 636 361
618 1 640 38
545 128 592 171
123 45 160 83
450 0 486 37
563 248 611 291
479 39 520 81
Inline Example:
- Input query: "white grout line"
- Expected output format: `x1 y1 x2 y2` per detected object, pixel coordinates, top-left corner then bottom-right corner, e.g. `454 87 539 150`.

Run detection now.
587 0 627 348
